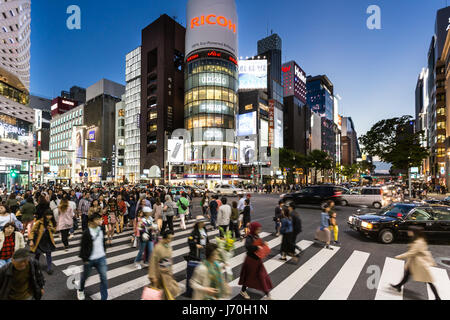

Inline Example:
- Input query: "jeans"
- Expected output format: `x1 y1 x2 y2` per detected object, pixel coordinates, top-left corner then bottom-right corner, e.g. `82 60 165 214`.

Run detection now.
210 212 217 229
60 229 70 248
80 256 108 300
35 252 52 271
81 214 89 231
161 216 174 234
229 221 240 239
0 258 11 268
134 240 154 264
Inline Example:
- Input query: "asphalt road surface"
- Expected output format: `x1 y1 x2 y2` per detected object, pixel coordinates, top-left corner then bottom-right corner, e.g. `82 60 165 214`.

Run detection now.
40 193 450 300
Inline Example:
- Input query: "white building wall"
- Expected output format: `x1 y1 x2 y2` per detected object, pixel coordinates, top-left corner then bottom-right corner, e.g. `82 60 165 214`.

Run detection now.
124 47 141 182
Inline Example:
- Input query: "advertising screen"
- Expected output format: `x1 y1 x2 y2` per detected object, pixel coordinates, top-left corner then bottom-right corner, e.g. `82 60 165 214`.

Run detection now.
239 60 267 90
0 113 33 148
237 112 257 136
274 107 284 149
186 0 238 57
168 139 185 164
72 127 85 165
239 140 256 164
260 119 269 147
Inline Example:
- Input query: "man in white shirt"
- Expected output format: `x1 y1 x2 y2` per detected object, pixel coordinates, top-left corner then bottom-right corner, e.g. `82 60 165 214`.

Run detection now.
217 197 232 237
77 213 108 300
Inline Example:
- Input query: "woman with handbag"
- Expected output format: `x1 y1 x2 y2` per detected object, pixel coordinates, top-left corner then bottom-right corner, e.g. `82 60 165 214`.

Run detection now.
238 222 273 300
314 205 333 250
147 231 180 300
190 243 231 300
134 207 156 269
152 198 163 232
29 209 56 275
56 199 74 251
106 198 118 246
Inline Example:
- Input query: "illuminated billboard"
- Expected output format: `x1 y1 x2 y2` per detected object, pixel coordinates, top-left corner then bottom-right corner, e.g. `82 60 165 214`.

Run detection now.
168 139 185 164
185 0 238 57
72 127 85 166
237 112 257 136
0 113 33 148
239 60 267 90
239 140 256 164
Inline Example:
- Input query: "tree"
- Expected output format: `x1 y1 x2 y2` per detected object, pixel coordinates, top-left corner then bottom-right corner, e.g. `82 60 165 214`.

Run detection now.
307 150 333 184
279 148 308 184
359 116 428 171
341 164 358 181
358 160 376 175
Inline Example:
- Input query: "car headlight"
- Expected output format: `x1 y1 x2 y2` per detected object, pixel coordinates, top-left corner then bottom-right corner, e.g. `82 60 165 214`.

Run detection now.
280 194 286 198
361 221 373 230
348 216 354 223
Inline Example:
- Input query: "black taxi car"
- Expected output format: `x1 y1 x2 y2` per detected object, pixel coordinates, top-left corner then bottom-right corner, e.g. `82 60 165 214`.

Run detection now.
347 203 450 244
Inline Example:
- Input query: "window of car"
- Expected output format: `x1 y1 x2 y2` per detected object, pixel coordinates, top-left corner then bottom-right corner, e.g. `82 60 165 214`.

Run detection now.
378 204 413 218
301 188 314 195
349 188 361 195
429 208 450 221
406 209 434 221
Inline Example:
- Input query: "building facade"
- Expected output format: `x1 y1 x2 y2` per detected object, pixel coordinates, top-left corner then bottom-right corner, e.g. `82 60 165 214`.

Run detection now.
124 47 141 183
341 117 360 166
139 15 185 183
0 0 33 189
115 95 126 183
183 0 239 185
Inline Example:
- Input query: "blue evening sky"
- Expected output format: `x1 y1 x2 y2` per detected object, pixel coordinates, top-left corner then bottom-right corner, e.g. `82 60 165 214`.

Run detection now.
30 0 448 135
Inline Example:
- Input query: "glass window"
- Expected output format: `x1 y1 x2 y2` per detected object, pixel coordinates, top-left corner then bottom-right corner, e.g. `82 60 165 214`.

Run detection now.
198 88 205 100
407 209 433 221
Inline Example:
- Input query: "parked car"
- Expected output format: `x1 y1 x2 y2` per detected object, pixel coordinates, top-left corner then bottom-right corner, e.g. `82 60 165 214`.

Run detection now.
281 185 346 207
168 186 186 195
347 203 450 244
213 184 244 196
182 185 205 197
340 187 390 209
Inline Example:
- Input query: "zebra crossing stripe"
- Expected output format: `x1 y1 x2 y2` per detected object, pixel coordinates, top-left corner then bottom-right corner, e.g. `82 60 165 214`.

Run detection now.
270 245 339 300
228 240 314 298
89 232 271 300
63 229 221 277
374 257 404 300
427 267 450 300
319 250 370 300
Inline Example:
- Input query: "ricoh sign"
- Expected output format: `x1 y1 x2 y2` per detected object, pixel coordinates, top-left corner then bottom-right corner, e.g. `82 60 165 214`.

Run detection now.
186 0 238 58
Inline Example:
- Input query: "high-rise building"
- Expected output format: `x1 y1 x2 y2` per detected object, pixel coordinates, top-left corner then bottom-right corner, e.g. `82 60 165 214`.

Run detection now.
115 95 126 183
341 117 360 166
183 0 239 185
0 0 33 188
306 75 337 163
84 79 125 182
61 86 86 104
140 15 185 183
124 47 141 183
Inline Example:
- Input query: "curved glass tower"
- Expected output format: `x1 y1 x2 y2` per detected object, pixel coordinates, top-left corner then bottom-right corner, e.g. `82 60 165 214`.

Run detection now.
184 0 239 184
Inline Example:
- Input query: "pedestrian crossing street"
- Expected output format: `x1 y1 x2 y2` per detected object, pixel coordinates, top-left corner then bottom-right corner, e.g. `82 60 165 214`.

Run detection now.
48 218 450 300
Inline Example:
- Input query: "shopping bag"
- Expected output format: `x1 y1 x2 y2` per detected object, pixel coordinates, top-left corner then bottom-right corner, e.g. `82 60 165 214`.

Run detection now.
141 286 163 300
253 238 271 259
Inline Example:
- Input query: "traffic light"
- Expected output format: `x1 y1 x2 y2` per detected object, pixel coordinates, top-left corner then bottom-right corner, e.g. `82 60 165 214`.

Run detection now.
9 169 18 178
102 158 107 162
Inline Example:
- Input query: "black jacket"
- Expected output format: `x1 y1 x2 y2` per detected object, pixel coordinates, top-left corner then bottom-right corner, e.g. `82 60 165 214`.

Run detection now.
245 234 259 260
79 227 107 263
187 227 209 261
0 259 45 300
291 211 302 235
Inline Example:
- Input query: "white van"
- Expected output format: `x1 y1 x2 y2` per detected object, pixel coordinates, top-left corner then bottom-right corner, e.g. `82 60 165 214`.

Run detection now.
341 187 390 209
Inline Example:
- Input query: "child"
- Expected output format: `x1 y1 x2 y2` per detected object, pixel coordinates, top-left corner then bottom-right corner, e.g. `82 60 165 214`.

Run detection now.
328 211 340 245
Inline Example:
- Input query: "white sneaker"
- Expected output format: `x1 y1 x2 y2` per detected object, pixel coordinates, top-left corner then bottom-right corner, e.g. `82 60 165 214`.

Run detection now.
77 290 85 300
142 262 149 268
134 262 142 270
261 294 272 300
240 291 250 299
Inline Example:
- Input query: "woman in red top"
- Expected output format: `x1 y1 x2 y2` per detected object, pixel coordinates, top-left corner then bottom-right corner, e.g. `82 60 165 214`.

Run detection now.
116 195 127 234
238 222 273 300
0 222 25 267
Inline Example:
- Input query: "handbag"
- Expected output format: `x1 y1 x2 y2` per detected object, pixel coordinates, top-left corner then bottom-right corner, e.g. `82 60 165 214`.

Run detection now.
141 286 163 300
253 238 271 259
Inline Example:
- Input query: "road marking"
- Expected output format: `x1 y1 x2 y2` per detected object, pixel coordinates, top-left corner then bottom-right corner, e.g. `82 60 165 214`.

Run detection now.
319 250 370 300
89 232 271 300
228 240 314 298
375 257 404 300
270 246 339 300
427 267 450 300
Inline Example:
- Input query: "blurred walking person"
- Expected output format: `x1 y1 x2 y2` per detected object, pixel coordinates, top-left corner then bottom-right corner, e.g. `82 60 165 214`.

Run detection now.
238 222 273 300
56 199 74 251
314 204 332 250
29 210 56 275
391 226 441 300
279 208 297 262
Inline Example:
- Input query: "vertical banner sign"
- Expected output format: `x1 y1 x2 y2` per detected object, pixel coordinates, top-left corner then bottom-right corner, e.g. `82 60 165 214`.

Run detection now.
268 99 275 147
112 144 116 178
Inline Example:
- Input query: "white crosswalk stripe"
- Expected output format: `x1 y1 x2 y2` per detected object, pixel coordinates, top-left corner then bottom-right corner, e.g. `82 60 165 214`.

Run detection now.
375 257 405 300
427 267 450 300
319 250 370 300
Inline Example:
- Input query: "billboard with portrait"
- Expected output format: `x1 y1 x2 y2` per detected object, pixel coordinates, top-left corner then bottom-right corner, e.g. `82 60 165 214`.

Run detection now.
239 140 256 165
72 127 85 166
237 111 257 136
168 139 185 164
239 60 267 90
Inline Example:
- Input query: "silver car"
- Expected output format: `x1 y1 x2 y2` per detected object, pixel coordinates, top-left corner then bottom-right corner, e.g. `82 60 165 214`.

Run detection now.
341 187 390 209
